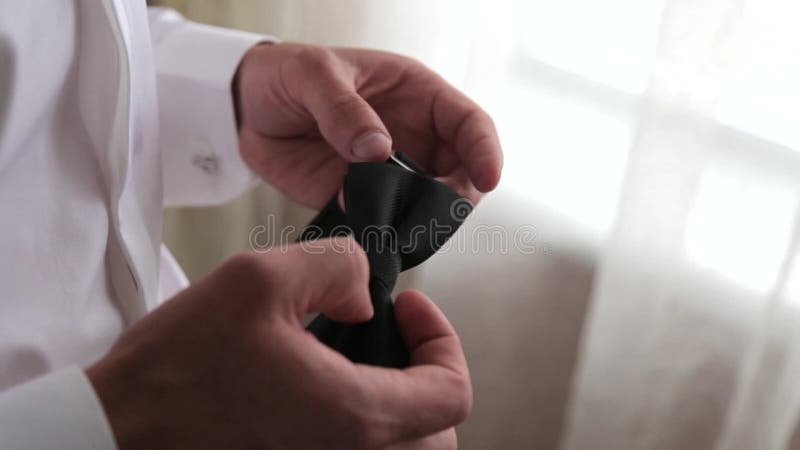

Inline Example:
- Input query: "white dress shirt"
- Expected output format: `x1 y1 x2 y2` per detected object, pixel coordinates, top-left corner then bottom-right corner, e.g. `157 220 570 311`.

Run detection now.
0 1 271 448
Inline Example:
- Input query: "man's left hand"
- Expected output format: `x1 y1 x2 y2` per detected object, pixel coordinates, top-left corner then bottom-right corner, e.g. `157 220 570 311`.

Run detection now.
234 42 503 208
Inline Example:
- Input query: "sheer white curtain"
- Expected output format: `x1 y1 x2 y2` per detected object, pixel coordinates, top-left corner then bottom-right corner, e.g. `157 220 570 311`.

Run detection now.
158 0 800 448
560 0 800 449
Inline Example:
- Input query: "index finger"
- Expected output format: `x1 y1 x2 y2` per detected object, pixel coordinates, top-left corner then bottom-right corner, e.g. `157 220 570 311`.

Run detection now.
432 81 503 192
355 290 472 443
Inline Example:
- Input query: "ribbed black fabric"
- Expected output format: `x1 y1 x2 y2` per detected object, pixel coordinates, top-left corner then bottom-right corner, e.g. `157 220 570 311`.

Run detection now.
298 153 472 368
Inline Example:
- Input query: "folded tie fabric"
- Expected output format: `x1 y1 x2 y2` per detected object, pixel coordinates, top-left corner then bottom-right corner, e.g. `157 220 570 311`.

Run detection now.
299 152 472 368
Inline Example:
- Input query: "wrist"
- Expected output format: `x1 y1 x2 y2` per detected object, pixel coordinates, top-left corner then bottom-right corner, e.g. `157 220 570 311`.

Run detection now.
232 41 274 130
86 358 162 450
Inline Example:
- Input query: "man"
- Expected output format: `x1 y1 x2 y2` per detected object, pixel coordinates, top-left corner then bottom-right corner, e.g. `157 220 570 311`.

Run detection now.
0 2 502 449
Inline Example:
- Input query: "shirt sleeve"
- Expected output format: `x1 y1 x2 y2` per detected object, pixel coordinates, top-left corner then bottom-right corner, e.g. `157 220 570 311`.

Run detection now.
148 7 277 207
0 367 118 450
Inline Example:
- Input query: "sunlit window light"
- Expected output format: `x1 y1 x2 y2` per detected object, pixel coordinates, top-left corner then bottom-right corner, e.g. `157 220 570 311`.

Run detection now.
493 81 633 233
784 249 800 307
514 0 664 95
684 168 798 293
715 0 800 153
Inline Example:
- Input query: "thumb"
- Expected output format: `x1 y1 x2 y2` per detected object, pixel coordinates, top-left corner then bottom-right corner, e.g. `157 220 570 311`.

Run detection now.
301 62 392 161
353 289 472 444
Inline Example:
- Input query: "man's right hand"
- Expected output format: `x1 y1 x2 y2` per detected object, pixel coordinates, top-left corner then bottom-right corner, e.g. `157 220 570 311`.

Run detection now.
86 237 471 450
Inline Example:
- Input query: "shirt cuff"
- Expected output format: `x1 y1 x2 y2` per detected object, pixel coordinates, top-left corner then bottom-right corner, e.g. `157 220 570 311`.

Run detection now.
150 8 277 206
0 367 118 450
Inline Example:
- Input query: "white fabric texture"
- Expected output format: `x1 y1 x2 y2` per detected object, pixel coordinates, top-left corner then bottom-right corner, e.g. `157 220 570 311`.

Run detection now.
560 1 800 449
0 1 269 448
156 1 800 449
0 367 117 450
150 7 268 206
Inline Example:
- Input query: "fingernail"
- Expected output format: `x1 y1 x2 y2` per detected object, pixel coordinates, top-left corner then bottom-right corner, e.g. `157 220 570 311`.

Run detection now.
352 131 391 160
337 188 346 212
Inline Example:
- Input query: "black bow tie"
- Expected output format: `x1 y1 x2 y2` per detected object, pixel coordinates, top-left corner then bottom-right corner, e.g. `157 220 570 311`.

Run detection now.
299 152 472 368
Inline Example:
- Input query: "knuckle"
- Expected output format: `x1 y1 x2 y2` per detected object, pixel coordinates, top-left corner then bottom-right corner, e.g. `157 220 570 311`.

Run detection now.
223 251 278 295
450 373 474 424
283 45 341 88
479 109 497 130
222 252 260 280
336 237 370 283
318 236 368 274
465 107 491 130
294 45 337 72
288 46 351 95
388 50 428 74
